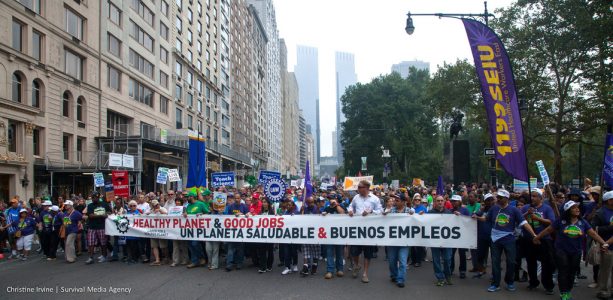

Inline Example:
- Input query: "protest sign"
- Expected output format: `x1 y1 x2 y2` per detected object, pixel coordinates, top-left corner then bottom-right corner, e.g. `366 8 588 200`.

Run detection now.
106 214 476 248
122 154 134 169
112 170 129 197
535 160 550 185
156 167 169 184
211 172 236 187
109 153 123 167
513 178 538 192
168 206 184 216
168 169 181 182
264 178 287 202
343 176 374 191
93 173 105 187
104 183 115 200
212 192 227 212
258 170 281 185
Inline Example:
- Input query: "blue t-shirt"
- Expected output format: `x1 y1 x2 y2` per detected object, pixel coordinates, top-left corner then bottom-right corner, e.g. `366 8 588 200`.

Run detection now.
552 218 592 254
521 203 556 239
596 206 613 241
224 203 249 215
476 209 493 239
487 204 525 244
452 206 470 216
63 210 83 235
414 204 428 214
12 217 37 236
5 207 21 233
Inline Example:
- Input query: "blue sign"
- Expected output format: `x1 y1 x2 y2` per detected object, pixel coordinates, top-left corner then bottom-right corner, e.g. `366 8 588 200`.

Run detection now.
211 172 235 187
258 170 281 185
264 178 287 202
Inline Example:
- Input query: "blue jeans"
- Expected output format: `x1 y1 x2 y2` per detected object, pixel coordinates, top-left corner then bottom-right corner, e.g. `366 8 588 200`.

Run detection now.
325 245 344 273
188 240 204 264
226 242 244 269
431 247 452 280
491 240 516 287
387 246 409 284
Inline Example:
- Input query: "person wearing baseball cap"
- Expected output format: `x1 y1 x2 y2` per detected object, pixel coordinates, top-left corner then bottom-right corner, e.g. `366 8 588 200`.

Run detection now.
37 199 54 259
62 200 83 263
449 195 470 279
518 188 557 294
479 189 537 292
593 190 613 299
534 199 608 300
472 193 495 278
384 192 412 288
409 193 427 269
1 209 37 261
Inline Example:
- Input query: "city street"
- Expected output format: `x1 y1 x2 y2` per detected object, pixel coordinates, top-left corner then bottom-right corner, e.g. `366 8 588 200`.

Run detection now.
0 247 597 300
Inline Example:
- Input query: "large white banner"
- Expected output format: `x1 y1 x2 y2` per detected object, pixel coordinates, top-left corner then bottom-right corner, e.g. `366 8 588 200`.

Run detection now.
106 214 477 248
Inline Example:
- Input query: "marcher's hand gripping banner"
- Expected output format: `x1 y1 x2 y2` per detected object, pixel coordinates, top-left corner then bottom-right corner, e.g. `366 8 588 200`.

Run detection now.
106 214 477 248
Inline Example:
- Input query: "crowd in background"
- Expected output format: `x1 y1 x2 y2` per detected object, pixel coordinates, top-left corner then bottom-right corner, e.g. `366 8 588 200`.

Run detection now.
1 179 612 300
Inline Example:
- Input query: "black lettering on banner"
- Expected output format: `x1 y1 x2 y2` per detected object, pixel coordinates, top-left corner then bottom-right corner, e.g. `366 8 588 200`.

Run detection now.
431 226 440 239
389 226 397 238
246 228 253 238
236 229 244 238
441 227 451 239
377 226 385 238
399 226 412 238
452 227 461 239
308 227 315 239
349 227 357 238
181 228 194 238
292 228 299 238
196 228 204 237
358 227 366 238
331 227 338 238
366 227 375 238
421 226 430 238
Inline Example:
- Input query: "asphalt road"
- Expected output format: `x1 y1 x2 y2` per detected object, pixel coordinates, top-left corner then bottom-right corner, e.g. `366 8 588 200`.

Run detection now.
0 246 598 300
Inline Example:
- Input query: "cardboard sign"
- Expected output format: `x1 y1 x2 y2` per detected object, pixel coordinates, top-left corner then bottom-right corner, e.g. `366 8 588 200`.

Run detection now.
213 192 227 212
211 172 235 187
258 170 281 185
156 167 169 184
104 183 115 201
168 169 181 182
343 176 374 191
93 173 105 187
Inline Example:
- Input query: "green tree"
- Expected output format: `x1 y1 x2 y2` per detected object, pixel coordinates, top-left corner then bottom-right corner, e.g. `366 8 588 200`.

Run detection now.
492 0 612 184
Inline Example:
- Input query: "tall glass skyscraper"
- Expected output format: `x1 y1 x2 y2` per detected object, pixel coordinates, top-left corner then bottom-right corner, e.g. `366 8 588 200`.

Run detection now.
335 51 357 165
295 45 320 167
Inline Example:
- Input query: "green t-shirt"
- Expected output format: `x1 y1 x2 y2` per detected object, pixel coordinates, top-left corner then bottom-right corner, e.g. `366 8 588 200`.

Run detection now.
186 201 209 215
466 202 481 215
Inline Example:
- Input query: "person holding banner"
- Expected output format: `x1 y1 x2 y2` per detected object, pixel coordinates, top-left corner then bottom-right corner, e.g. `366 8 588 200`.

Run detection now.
300 196 321 277
520 188 556 294
184 193 208 269
429 196 454 286
348 180 383 284
322 196 346 279
147 200 168 266
384 193 411 288
480 189 537 293
450 195 470 279
125 201 142 264
224 194 249 272
472 193 494 279
280 200 300 275
169 196 189 267
255 199 275 273
409 193 427 268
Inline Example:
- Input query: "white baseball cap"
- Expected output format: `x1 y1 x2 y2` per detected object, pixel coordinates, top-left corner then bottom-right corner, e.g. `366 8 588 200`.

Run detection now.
42 200 52 206
451 195 463 201
19 209 28 214
64 200 74 206
564 201 579 212
531 188 543 197
497 189 510 198
484 193 494 200
604 191 613 202
51 205 60 212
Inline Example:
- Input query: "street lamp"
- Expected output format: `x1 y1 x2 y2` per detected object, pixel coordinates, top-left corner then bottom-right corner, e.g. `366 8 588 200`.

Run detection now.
405 1 494 35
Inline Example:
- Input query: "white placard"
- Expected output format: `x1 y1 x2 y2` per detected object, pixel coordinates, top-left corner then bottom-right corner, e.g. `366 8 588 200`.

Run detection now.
122 154 134 169
168 169 181 182
109 153 123 167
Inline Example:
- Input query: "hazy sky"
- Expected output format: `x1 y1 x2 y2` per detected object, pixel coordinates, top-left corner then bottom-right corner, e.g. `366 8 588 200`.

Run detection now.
273 0 515 157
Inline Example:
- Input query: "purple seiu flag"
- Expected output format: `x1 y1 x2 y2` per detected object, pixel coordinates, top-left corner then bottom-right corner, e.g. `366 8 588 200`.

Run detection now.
462 19 529 182
603 134 613 188
437 175 445 196
303 159 313 201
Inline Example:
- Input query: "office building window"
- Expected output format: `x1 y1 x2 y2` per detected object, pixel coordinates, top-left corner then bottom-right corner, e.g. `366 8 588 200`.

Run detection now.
12 20 23 52
160 46 168 64
160 22 169 40
108 33 121 57
65 8 84 40
175 38 182 52
32 30 43 61
109 3 121 26
187 92 193 107
175 16 182 33
128 78 154 107
161 1 169 17
175 62 182 76
130 0 154 27
12 72 23 103
130 21 154 52
62 91 72 117
175 108 182 129
128 48 154 79
160 96 168 114
33 128 41 156
32 79 42 108
65 49 83 80
108 65 121 91
62 134 71 160
76 96 85 123
175 84 182 102
160 71 169 88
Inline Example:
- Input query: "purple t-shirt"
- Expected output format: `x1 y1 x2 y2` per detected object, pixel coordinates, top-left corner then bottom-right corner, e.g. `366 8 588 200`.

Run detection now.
11 217 37 236
62 210 83 235
521 203 556 239
487 204 525 244
552 218 591 254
